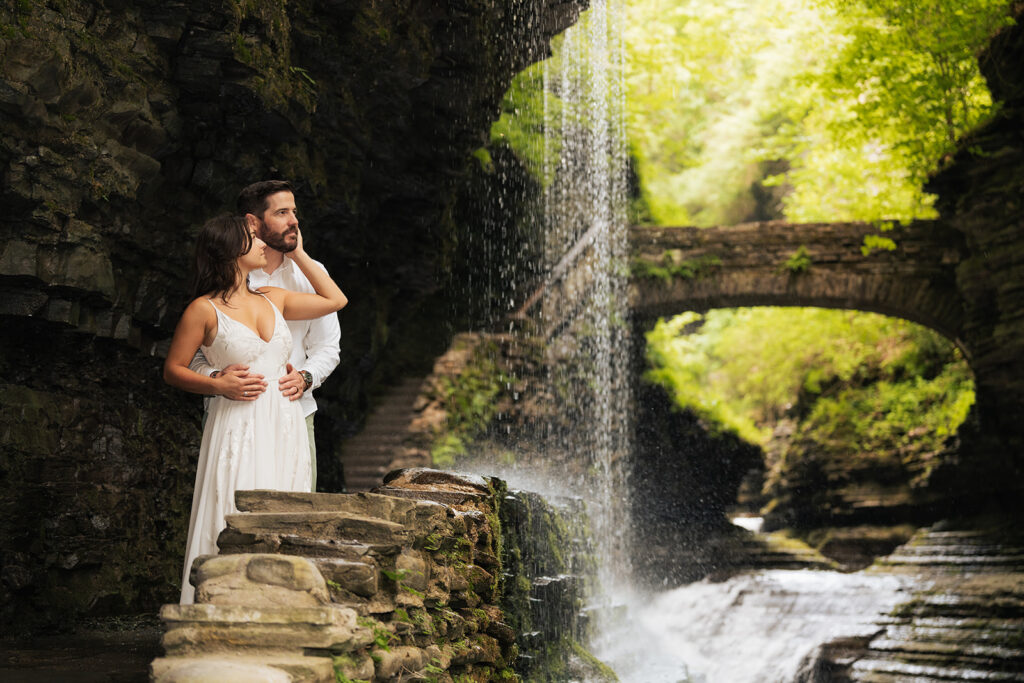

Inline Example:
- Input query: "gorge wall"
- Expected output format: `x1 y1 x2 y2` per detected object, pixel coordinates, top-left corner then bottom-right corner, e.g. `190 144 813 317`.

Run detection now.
0 0 583 630
927 2 1024 498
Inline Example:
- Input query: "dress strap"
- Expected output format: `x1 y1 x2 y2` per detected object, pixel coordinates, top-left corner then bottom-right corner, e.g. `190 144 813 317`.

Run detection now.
205 297 227 318
255 290 285 320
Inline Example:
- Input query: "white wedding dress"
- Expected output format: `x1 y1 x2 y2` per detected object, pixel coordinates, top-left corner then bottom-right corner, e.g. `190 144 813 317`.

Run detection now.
179 295 311 604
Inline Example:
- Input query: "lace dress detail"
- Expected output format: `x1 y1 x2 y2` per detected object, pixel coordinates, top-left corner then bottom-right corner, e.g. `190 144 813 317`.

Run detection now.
179 295 311 604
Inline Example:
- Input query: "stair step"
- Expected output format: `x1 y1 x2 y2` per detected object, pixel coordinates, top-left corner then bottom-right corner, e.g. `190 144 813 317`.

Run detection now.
338 376 428 492
851 655 1024 681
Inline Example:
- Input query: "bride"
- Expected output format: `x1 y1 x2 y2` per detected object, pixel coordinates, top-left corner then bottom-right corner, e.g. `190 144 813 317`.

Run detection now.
163 214 347 603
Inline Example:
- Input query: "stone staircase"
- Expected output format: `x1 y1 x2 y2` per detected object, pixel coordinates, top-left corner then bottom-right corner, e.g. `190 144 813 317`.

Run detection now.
151 470 519 682
731 530 839 572
339 377 426 492
808 522 1024 682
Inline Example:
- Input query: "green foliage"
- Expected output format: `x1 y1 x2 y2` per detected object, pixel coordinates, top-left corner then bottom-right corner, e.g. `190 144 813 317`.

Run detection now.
400 584 425 598
333 653 371 683
799 361 975 454
782 245 813 274
645 312 768 444
472 146 494 172
624 0 1014 225
358 616 396 652
645 308 974 450
490 64 558 184
489 10 621 186
423 532 443 551
372 626 395 651
429 341 509 467
381 567 409 583
334 670 370 683
631 252 722 283
861 233 898 255
431 432 468 467
289 65 316 87
233 33 252 62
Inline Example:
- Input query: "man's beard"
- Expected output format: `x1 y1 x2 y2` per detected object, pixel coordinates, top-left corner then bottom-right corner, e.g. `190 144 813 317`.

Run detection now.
257 222 298 253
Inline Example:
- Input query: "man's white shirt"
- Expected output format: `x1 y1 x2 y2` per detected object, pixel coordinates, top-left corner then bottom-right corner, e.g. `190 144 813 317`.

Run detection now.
190 257 341 417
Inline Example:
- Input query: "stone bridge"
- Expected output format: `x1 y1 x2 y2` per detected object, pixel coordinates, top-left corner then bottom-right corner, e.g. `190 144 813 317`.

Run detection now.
521 212 1022 498
628 220 967 347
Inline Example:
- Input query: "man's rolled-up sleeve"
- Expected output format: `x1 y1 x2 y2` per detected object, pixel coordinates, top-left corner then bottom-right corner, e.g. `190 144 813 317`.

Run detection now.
302 310 341 390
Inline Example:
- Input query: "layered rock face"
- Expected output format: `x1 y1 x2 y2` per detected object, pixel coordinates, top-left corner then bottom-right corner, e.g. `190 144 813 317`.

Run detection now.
0 0 584 629
927 8 1024 495
805 519 1024 682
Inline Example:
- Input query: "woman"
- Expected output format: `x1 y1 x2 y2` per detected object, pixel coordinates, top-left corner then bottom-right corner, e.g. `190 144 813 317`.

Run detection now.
163 214 347 603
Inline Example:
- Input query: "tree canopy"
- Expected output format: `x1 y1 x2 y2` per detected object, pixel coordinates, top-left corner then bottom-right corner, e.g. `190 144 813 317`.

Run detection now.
624 0 1014 225
630 0 1012 467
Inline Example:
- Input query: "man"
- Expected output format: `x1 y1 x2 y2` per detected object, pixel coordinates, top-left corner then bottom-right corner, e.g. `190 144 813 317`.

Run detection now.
190 180 342 491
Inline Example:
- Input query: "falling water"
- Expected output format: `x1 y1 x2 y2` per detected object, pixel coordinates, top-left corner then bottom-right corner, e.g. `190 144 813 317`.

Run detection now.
535 0 633 617
467 0 634 666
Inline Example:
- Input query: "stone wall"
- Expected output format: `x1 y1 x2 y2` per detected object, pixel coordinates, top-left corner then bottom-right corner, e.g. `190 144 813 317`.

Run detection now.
628 220 966 343
152 469 607 682
0 0 586 630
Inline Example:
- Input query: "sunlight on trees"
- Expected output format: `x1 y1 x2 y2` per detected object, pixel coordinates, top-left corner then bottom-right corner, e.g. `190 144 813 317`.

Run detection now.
625 0 1014 225
633 1 1012 456
646 309 974 451
483 0 1008 459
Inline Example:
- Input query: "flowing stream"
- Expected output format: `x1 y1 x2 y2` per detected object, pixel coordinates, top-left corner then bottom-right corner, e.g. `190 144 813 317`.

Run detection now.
592 566 913 682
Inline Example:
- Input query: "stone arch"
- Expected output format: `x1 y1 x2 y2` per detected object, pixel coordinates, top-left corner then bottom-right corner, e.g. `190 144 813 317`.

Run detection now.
628 220 968 353
625 219 990 553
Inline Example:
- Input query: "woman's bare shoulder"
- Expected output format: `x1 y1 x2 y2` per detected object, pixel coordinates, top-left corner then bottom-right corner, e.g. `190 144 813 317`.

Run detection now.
182 295 217 320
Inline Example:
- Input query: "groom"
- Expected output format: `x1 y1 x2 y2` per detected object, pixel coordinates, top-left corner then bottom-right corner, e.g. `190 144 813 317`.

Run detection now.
190 180 342 491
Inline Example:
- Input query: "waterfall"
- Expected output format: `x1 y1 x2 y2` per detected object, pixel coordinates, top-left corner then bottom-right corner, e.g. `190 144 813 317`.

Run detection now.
483 0 638 670
453 0 634 673
538 0 631 601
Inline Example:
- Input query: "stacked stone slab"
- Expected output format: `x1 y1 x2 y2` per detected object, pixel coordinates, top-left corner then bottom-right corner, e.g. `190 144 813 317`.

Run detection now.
804 522 1024 682
152 469 519 682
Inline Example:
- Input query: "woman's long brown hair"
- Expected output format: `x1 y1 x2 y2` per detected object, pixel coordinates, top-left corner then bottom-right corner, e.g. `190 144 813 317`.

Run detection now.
187 214 254 302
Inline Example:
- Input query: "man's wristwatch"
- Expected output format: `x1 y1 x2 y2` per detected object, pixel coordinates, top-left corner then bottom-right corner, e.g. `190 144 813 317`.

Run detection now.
299 370 313 391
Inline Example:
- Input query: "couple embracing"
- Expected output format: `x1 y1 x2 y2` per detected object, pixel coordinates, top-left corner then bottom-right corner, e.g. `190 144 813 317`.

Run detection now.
163 180 347 604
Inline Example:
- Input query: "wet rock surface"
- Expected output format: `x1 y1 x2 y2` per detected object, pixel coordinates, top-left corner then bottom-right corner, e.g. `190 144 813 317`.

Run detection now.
806 519 1024 682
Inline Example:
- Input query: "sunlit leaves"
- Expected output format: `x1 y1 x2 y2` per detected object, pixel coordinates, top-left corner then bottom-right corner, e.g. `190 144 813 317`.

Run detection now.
645 308 971 446
490 63 560 184
625 0 1014 225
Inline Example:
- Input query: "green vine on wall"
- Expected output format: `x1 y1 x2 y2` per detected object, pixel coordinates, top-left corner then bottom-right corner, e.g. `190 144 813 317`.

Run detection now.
631 252 722 284
781 245 812 274
430 339 510 467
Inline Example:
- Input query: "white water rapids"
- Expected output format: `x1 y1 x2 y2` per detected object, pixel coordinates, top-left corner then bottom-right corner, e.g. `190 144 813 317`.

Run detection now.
592 568 913 682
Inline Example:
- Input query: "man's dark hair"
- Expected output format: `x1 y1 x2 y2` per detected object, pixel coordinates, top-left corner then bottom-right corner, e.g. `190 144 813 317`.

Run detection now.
236 180 295 218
